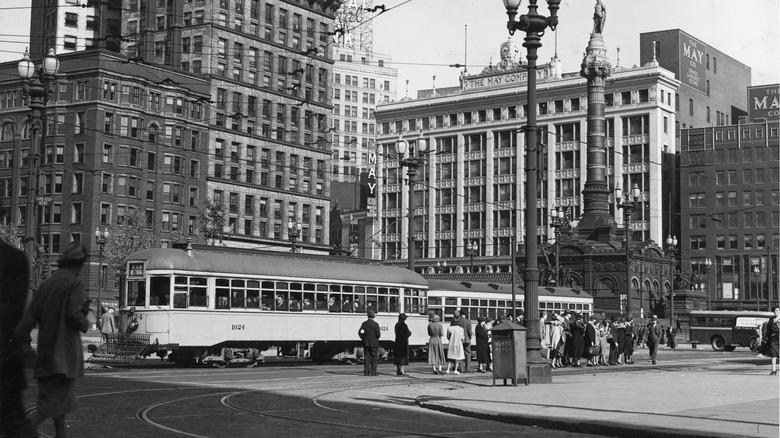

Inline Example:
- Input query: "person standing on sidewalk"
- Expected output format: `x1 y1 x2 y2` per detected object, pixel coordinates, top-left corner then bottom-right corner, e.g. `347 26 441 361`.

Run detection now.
475 316 491 372
393 313 411 376
14 242 96 438
646 315 662 365
445 318 465 374
623 316 635 364
100 306 116 342
0 239 34 437
459 311 473 372
763 307 779 375
427 314 446 375
358 309 381 376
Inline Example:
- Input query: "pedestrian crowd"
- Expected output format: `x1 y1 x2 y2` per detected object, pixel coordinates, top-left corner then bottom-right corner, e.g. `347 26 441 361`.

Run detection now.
539 311 678 368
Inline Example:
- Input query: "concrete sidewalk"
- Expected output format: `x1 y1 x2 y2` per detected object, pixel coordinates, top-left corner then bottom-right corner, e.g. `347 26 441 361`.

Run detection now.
415 360 779 438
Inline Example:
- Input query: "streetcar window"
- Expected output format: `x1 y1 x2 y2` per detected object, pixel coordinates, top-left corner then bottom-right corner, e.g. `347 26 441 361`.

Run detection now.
246 281 260 309
355 294 366 313
342 293 353 312
303 292 315 310
365 287 377 313
479 300 487 307
389 296 398 313
127 280 146 307
378 287 388 312
316 284 328 311
328 292 341 312
289 283 302 311
174 276 188 309
261 282 274 310
149 276 170 306
429 297 442 306
231 280 246 309
216 278 230 309
275 282 289 311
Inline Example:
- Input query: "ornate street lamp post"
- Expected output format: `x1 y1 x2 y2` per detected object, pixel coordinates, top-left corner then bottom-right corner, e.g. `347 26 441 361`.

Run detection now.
665 234 678 324
502 0 560 384
94 227 109 318
395 135 428 271
287 220 302 253
549 208 569 285
467 241 479 272
615 183 641 317
17 48 59 296
701 257 712 309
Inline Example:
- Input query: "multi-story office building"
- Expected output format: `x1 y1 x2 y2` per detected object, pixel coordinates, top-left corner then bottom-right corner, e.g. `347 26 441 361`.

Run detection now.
679 83 779 310
0 50 210 302
640 29 751 134
29 0 123 57
123 0 338 251
331 46 396 182
373 40 679 267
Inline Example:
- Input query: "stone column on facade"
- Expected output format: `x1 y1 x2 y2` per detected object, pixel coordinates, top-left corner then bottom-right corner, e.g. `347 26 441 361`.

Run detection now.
455 133 466 258
576 30 617 242
485 131 495 256
427 137 436 260
647 112 663 245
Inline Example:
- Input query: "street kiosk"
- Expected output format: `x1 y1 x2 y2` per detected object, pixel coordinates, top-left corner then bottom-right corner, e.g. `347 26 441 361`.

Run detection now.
491 321 528 386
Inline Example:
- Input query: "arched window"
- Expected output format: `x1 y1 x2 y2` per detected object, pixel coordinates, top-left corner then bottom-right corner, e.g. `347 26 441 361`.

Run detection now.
0 122 14 141
148 124 159 143
21 122 31 139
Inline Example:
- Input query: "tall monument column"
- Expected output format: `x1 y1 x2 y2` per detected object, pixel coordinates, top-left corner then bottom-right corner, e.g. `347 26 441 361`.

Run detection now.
576 3 616 242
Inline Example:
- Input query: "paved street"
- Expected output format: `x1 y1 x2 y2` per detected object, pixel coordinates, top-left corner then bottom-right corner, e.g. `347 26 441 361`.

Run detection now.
22 347 777 438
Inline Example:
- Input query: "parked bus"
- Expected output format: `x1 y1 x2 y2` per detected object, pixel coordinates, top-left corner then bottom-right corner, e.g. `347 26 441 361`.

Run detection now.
688 310 773 351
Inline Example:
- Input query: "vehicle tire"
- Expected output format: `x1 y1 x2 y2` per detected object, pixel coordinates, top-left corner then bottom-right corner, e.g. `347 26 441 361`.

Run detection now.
724 345 736 352
710 336 726 351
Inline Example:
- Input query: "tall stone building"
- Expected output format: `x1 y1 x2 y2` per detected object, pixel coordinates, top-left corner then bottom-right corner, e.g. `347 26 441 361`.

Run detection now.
29 0 123 57
679 83 780 310
0 50 210 304
123 0 340 252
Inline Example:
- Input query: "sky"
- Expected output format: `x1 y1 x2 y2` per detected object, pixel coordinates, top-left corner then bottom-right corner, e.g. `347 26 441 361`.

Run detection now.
0 0 777 95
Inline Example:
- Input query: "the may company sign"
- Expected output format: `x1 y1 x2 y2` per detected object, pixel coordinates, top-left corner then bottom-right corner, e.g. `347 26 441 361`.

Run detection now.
679 34 707 93
360 152 378 218
462 69 549 91
748 84 780 120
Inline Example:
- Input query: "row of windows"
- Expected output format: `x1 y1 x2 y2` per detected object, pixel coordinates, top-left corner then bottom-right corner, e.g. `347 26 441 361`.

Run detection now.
128 275 427 315
334 74 390 92
689 168 780 186
689 233 779 251
688 190 780 208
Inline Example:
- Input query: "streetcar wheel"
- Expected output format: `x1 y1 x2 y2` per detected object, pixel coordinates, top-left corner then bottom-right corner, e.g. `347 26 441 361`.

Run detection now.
710 336 726 351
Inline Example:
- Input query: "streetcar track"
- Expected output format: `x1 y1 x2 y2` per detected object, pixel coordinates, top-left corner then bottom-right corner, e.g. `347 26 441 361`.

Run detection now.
136 391 235 438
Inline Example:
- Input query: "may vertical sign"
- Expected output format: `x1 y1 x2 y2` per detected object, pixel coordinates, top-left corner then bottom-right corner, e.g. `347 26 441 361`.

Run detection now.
679 34 707 93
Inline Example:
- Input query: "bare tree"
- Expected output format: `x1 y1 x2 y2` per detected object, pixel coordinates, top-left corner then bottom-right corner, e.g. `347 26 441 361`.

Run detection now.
103 209 158 273
0 223 22 250
198 198 228 246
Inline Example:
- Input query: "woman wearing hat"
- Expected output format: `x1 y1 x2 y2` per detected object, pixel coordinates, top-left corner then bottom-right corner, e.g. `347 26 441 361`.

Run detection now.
427 313 446 375
475 316 491 373
393 313 412 376
763 307 780 375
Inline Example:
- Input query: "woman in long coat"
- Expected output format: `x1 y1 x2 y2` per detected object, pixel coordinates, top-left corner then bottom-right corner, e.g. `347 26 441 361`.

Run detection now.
623 317 635 364
446 319 465 374
571 314 586 367
427 314 446 374
765 307 780 375
393 313 412 376
474 316 491 372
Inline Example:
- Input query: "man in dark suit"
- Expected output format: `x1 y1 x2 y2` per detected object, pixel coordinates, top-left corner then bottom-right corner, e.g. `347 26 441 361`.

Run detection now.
0 239 33 437
15 242 95 437
459 310 473 372
646 314 663 365
358 309 381 376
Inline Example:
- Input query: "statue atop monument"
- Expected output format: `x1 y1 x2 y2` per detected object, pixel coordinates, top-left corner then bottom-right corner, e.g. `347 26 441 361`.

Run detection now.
593 0 606 34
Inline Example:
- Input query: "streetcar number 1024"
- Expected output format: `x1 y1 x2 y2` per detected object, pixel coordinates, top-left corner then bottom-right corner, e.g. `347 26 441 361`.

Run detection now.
231 324 245 330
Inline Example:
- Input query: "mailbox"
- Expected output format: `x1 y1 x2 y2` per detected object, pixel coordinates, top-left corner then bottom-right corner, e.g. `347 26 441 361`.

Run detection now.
491 321 527 386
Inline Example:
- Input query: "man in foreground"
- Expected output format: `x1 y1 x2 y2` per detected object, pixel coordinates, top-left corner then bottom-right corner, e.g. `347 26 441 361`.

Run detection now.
15 243 96 437
359 309 381 376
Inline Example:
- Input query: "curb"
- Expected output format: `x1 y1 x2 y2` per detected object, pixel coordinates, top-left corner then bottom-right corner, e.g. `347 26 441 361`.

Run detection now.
415 397 759 438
